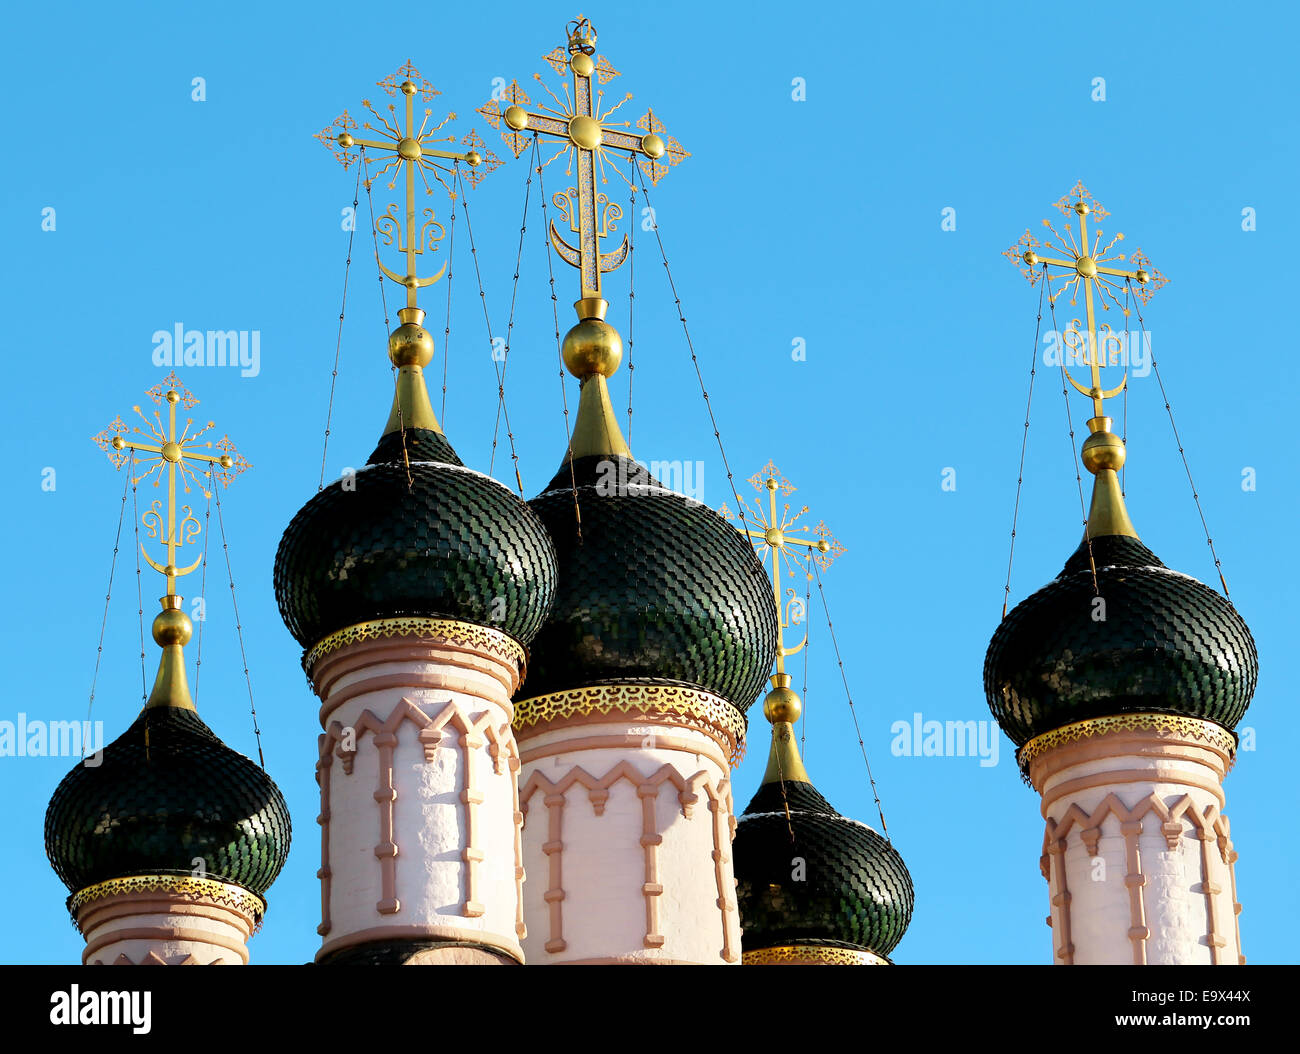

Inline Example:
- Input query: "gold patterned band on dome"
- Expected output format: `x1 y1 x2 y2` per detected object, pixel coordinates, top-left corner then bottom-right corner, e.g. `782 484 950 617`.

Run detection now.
1017 712 1237 776
513 684 748 764
68 875 267 923
304 617 528 683
743 945 889 966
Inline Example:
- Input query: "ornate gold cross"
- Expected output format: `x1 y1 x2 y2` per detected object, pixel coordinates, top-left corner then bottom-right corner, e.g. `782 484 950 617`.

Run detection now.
723 462 844 678
316 62 502 310
1005 181 1168 418
478 16 689 308
92 372 248 596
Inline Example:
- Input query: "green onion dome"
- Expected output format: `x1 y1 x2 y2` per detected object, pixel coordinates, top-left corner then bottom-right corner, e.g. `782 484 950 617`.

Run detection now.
734 775 914 960
984 533 1258 748
274 426 558 652
521 454 778 710
45 703 290 898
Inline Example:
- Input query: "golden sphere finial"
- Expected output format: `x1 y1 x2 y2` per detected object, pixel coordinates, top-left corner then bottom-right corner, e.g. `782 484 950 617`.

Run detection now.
562 318 623 379
388 320 435 368
111 436 125 451
1075 201 1090 216
153 606 193 647
465 150 482 167
763 683 802 724
1081 425 1126 475
338 131 354 149
504 105 529 131
642 133 666 160
401 80 417 96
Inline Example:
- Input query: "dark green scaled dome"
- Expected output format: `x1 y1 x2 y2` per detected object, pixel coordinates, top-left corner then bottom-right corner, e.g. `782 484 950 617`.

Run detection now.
734 779 914 959
45 704 291 896
274 427 558 651
985 533 1258 747
522 454 778 710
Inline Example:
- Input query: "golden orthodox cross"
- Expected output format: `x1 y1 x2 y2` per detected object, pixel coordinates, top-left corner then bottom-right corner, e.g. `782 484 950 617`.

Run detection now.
93 372 248 596
316 62 502 310
478 16 689 309
1005 181 1168 418
723 462 845 678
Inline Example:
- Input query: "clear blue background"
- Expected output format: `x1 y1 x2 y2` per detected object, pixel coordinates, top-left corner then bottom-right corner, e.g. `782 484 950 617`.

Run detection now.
2 0 1293 965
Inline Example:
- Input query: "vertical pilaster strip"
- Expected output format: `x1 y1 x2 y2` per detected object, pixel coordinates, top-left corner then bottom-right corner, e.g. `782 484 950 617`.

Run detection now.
373 730 400 915
462 725 486 917
1217 816 1244 964
511 754 527 942
543 791 567 954
639 783 665 948
707 786 738 963
1195 808 1225 965
1046 835 1074 964
1119 818 1148 964
316 734 333 937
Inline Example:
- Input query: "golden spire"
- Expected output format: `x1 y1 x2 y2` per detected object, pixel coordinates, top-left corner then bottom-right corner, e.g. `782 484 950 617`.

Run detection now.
479 16 689 463
92 373 249 709
1005 183 1169 539
317 63 502 436
724 462 844 786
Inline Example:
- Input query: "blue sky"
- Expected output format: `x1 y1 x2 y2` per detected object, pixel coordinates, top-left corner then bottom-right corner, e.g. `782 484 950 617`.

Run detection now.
2 0 1295 965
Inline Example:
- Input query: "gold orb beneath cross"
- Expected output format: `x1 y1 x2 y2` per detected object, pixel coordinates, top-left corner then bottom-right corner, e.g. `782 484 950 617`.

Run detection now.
1081 428 1126 474
389 321 434 368
763 684 802 724
562 318 622 379
152 607 193 647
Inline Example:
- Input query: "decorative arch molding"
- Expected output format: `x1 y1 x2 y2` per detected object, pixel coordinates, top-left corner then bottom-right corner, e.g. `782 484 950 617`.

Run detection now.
520 760 739 963
1041 790 1241 965
315 695 523 936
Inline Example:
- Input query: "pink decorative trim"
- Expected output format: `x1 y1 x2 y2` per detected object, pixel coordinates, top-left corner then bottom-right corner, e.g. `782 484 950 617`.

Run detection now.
96 951 212 965
520 729 730 774
83 925 250 965
78 899 255 935
316 923 523 964
1040 766 1226 815
309 625 523 700
318 665 515 725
